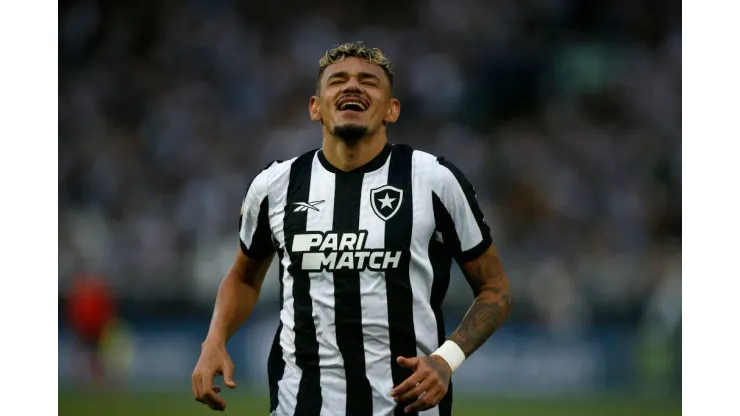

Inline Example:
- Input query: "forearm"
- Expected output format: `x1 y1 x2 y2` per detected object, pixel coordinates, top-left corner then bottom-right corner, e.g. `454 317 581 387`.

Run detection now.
448 246 513 357
205 270 261 346
449 286 512 357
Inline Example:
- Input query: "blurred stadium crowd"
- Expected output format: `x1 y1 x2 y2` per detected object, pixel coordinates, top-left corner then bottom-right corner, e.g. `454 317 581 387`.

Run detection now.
58 0 680 336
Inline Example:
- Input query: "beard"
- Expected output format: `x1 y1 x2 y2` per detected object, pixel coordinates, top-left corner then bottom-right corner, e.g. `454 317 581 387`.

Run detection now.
333 123 368 146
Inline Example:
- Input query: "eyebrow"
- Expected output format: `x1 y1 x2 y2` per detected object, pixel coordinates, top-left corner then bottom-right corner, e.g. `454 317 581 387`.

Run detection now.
326 71 381 83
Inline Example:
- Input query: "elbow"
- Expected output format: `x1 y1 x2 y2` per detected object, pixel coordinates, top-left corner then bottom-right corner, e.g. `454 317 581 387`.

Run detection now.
504 289 514 326
503 289 513 315
479 284 513 305
502 281 514 310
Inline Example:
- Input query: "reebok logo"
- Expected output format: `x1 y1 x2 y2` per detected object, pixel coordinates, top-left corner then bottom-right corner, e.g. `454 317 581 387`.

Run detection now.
293 200 325 212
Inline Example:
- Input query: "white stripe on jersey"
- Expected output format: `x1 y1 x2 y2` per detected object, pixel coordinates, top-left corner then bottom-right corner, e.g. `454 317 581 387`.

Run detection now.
266 158 302 416
305 155 347 416
268 157 297 255
434 163 484 252
239 168 269 249
410 151 444 357
410 151 442 416
358 158 395 416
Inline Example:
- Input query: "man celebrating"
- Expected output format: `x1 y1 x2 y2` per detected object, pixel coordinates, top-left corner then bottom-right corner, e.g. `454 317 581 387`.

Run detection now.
192 42 513 416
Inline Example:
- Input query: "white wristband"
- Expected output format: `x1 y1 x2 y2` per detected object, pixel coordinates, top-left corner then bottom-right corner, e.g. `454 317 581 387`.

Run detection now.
431 340 466 373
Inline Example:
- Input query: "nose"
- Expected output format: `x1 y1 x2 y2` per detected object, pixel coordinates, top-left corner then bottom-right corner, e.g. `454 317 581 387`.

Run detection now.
341 75 365 92
342 83 363 94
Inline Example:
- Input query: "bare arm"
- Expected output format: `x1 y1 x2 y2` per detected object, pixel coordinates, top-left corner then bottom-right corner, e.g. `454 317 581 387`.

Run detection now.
204 248 274 347
194 164 276 410
391 245 512 411
449 245 513 357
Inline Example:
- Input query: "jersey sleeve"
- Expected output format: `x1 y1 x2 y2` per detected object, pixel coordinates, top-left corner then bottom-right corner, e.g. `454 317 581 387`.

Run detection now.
238 167 276 260
432 157 493 263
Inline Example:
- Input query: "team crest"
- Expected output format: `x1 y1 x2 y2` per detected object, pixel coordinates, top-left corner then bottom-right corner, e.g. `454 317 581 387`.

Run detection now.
370 185 403 221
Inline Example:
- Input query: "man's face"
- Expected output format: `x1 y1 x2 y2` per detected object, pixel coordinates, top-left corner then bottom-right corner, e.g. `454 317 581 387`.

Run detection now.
310 57 400 144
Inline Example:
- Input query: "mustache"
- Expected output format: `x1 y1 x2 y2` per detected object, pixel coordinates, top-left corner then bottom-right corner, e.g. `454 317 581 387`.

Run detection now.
335 92 369 107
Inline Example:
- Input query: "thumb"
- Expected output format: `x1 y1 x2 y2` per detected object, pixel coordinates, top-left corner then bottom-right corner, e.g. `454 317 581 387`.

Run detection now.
223 363 237 389
396 356 418 370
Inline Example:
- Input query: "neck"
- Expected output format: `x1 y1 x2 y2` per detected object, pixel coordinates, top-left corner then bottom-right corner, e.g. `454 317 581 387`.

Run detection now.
321 128 388 172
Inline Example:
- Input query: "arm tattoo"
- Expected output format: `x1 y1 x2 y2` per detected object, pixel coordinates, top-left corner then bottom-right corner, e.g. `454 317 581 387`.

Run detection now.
425 355 451 384
449 247 513 357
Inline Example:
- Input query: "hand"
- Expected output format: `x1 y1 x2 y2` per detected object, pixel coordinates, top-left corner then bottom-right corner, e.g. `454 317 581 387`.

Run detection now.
192 341 237 411
391 355 452 413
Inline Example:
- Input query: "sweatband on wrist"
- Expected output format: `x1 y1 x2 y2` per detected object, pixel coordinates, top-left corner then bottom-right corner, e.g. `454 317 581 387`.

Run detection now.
431 340 466 373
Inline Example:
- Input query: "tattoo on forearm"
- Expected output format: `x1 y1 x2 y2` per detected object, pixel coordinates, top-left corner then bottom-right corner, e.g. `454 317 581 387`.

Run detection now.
450 248 513 357
450 295 512 356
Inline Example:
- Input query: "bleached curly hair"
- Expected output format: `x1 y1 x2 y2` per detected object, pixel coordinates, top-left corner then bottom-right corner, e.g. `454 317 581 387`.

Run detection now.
316 41 394 93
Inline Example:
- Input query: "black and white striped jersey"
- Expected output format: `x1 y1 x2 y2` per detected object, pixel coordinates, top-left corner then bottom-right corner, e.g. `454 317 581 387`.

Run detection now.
239 143 492 416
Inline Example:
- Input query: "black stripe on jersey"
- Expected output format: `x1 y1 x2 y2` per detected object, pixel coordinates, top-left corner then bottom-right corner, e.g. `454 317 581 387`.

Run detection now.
239 196 275 259
333 173 374 416
429 228 454 416
435 157 492 263
384 144 419 416
431 193 461 259
440 377 453 416
268 247 286 413
283 151 322 416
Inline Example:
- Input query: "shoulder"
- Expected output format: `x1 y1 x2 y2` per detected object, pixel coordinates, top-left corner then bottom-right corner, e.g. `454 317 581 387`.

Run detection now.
407 147 464 185
251 149 318 190
258 158 292 185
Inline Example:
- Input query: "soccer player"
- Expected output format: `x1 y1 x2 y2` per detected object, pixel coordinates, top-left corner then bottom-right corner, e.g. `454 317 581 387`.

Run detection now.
191 42 513 416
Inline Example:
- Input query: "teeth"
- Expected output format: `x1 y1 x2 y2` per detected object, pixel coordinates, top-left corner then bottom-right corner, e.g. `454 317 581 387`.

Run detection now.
340 101 366 111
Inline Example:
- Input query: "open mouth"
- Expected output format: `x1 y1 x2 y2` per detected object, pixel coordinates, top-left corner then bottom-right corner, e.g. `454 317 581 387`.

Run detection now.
337 98 368 113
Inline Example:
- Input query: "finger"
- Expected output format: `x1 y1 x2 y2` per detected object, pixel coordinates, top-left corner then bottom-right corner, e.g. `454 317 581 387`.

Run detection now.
199 372 215 401
223 362 237 389
404 389 441 413
396 356 418 370
397 377 434 403
192 374 199 398
202 389 227 411
192 374 203 401
197 373 220 408
391 370 427 398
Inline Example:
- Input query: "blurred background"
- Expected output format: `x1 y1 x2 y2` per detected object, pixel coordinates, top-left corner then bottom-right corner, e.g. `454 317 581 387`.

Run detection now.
58 0 681 414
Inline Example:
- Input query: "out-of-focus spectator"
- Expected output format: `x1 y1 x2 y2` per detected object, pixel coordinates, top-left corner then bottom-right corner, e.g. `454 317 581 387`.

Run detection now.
66 272 115 384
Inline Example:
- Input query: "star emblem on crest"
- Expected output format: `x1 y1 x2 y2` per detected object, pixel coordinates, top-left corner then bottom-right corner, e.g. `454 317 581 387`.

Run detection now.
370 185 403 221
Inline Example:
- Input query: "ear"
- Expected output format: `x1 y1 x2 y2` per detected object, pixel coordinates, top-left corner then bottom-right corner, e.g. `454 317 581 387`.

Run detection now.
309 96 321 121
384 98 401 124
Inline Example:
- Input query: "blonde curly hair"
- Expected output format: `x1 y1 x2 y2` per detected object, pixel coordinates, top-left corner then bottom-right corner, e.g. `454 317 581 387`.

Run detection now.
317 41 394 92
